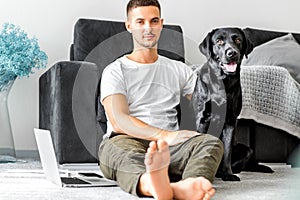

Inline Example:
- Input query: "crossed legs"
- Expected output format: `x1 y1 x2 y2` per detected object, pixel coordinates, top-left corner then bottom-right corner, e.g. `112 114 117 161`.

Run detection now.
99 134 223 200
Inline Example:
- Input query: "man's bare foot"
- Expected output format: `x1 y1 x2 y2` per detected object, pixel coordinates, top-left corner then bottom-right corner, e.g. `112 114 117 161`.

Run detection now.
171 177 215 200
139 140 173 200
145 140 170 172
139 140 215 200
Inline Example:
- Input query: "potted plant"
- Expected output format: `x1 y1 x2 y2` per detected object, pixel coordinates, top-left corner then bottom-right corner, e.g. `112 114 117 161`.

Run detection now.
0 23 48 162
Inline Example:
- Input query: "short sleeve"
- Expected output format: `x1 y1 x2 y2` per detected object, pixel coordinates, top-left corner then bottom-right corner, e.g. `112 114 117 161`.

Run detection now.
181 64 197 97
100 61 126 103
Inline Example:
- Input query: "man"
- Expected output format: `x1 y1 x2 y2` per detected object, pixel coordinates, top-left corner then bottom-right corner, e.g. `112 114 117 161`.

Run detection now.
98 0 223 199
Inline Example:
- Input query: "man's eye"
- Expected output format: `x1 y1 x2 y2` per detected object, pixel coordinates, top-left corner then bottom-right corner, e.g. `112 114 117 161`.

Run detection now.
152 19 159 24
216 39 224 45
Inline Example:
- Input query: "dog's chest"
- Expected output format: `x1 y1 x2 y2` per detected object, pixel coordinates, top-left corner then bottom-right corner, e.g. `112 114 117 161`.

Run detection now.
201 66 242 106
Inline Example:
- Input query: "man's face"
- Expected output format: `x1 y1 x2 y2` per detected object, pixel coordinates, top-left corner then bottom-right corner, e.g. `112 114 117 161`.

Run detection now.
126 6 163 50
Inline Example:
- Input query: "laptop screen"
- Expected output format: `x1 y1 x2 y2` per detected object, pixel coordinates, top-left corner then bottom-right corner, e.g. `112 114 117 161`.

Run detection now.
34 128 62 187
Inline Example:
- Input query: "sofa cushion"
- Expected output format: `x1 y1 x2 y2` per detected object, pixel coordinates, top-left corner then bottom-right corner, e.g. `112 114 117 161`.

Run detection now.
73 19 129 62
242 33 300 83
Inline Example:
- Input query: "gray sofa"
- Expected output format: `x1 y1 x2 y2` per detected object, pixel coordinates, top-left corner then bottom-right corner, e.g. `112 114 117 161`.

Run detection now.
39 18 299 166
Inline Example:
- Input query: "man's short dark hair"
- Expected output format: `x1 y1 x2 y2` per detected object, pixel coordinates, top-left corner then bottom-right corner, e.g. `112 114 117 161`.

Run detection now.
126 0 161 17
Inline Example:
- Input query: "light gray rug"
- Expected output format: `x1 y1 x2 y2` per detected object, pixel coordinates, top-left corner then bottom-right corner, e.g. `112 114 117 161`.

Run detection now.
0 159 299 200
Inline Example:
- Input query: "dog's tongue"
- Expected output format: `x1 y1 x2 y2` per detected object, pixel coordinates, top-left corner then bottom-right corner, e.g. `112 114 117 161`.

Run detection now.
224 62 237 72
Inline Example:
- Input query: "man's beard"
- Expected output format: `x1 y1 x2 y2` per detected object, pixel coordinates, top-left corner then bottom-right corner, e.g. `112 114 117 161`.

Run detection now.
133 34 158 49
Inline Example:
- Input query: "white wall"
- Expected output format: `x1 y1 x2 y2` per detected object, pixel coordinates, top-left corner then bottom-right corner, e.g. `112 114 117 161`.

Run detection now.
1 0 300 153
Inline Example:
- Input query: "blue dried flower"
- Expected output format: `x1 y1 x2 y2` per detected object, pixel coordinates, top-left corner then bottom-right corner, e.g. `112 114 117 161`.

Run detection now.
0 23 48 90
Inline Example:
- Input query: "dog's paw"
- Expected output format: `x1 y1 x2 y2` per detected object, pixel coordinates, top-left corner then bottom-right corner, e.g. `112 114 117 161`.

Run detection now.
252 164 274 173
222 174 240 181
243 162 274 173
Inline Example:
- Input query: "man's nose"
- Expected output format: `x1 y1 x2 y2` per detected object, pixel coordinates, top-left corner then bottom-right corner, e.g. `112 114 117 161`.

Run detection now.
143 21 152 29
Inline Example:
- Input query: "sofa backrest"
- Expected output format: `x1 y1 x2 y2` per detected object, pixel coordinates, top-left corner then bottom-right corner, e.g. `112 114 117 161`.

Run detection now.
71 18 185 65
243 27 300 47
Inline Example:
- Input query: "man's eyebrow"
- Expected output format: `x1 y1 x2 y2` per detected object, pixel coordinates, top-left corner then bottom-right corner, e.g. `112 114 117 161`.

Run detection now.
135 17 160 21
151 17 160 20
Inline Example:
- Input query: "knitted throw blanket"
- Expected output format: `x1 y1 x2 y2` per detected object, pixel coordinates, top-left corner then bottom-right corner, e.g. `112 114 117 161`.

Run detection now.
239 65 300 138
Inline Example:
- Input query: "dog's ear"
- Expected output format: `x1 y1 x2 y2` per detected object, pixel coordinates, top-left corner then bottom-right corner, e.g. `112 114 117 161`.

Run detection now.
240 29 254 58
199 29 217 58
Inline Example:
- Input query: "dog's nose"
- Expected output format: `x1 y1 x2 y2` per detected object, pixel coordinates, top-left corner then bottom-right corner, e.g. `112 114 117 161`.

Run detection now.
226 49 237 58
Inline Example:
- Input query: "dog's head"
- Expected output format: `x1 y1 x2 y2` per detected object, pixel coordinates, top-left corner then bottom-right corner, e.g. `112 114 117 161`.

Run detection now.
199 28 253 75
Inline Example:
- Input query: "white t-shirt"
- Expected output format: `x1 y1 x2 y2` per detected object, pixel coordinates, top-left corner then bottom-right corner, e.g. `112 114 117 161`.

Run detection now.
100 55 196 137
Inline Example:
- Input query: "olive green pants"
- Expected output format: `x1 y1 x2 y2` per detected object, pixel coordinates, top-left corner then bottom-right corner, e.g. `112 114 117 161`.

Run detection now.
98 133 223 196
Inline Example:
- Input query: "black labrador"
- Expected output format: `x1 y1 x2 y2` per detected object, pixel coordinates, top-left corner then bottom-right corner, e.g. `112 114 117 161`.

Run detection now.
192 28 273 181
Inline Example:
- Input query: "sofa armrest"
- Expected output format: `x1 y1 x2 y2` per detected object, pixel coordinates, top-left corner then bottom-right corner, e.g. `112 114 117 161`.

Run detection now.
39 61 102 164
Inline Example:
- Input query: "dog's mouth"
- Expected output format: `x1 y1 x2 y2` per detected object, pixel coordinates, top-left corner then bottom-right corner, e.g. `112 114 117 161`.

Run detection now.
220 61 237 73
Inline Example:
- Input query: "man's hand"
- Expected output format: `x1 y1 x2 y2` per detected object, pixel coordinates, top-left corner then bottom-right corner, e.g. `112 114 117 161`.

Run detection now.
159 130 201 146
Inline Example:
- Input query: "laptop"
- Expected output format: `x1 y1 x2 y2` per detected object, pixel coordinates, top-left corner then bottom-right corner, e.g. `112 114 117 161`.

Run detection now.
34 128 117 187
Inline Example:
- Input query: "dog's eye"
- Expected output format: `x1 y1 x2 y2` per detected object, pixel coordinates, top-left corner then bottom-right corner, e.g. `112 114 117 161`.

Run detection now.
216 39 224 45
235 38 242 44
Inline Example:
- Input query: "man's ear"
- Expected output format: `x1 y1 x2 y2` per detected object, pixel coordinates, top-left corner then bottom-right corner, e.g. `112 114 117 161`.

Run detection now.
199 29 217 59
125 21 132 33
160 18 164 31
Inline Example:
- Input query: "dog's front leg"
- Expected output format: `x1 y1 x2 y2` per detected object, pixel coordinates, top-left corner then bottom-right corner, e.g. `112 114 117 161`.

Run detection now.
221 126 240 181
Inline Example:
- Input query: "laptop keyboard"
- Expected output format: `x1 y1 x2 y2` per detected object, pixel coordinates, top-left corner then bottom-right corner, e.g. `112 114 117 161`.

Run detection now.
61 177 90 185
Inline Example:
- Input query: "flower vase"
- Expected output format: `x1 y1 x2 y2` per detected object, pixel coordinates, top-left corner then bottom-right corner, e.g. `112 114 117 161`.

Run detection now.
0 79 17 163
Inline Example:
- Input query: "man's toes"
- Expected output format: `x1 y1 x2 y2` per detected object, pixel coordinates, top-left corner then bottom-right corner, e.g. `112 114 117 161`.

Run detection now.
148 141 157 153
199 177 212 192
157 140 169 152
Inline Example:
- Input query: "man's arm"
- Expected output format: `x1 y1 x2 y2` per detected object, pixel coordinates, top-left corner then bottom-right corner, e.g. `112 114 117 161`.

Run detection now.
102 93 200 145
102 93 165 140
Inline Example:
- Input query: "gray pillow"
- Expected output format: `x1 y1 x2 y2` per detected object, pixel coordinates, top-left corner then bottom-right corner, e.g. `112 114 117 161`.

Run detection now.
242 33 300 83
